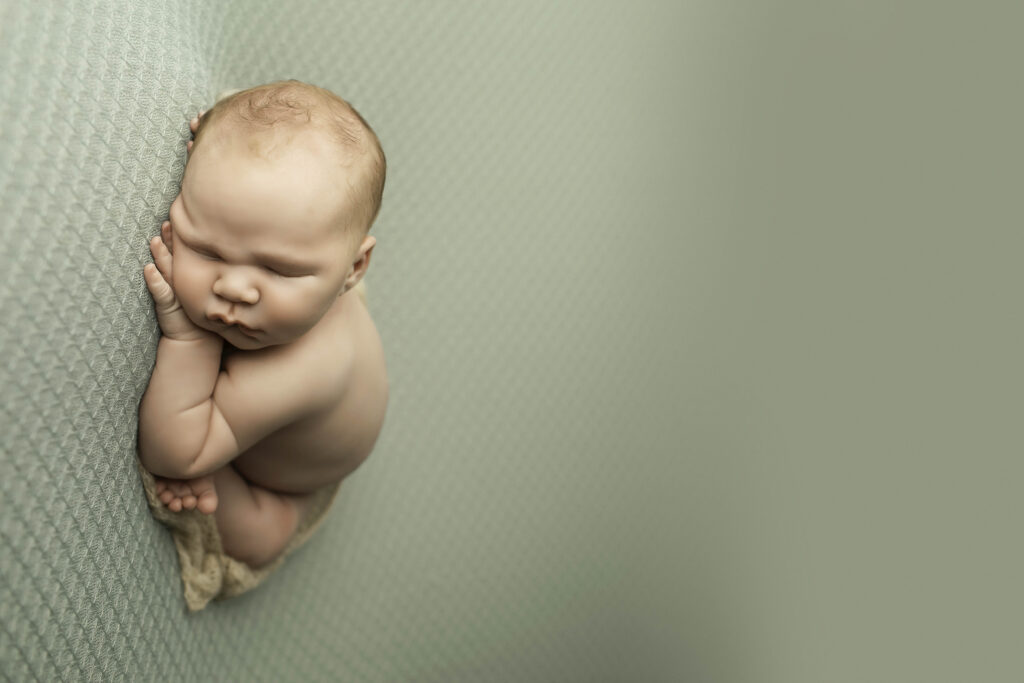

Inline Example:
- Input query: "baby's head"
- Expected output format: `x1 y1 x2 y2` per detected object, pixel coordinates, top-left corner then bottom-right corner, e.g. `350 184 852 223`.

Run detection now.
169 80 386 348
189 79 385 253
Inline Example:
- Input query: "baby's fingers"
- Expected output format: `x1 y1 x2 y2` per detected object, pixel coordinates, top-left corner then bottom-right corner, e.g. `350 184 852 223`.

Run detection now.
187 110 205 155
149 234 174 282
143 263 176 308
189 110 205 134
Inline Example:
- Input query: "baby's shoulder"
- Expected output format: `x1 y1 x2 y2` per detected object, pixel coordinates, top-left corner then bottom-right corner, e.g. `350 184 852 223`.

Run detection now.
291 329 354 383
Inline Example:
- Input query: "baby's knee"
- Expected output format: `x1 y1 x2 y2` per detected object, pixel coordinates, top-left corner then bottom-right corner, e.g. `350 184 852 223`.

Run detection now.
217 492 300 568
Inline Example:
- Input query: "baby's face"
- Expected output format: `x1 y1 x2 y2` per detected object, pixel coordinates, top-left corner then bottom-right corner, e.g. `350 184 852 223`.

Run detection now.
168 129 357 349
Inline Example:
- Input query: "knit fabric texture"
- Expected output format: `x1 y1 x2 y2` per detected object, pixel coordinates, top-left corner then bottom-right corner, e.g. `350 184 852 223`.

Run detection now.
1 1 685 680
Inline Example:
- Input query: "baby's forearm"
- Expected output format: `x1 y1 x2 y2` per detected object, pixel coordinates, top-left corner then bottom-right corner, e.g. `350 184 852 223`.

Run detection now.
138 335 223 477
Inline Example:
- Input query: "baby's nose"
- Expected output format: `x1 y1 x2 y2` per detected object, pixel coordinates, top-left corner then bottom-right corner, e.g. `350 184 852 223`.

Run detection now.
213 273 259 304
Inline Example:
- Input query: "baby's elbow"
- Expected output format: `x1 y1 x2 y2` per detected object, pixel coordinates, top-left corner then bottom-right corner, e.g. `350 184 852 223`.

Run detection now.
177 407 242 479
138 441 191 479
138 421 211 479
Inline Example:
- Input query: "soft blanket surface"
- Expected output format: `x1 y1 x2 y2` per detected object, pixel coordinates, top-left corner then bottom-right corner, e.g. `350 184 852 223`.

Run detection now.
1 1 684 680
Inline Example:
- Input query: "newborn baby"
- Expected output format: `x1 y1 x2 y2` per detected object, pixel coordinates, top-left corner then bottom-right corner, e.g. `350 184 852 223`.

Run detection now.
138 80 388 570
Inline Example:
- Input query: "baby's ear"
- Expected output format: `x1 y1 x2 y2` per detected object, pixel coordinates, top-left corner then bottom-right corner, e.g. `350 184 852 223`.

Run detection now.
343 237 376 291
353 238 375 272
358 236 377 259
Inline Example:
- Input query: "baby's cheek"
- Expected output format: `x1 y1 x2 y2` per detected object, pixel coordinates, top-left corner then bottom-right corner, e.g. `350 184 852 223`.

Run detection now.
173 262 210 314
274 290 323 329
277 294 313 323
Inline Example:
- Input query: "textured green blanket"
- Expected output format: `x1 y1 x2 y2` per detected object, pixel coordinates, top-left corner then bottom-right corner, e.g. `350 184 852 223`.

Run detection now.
0 1 685 680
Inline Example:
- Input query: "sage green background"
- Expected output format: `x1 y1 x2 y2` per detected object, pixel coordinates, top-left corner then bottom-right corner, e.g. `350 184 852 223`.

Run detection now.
1 1 1021 681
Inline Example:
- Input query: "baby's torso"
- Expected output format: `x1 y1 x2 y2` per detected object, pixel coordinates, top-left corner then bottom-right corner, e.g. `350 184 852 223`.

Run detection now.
225 287 389 495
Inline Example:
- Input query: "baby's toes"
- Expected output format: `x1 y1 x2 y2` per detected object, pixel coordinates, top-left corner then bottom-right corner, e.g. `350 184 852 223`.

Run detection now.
196 489 218 515
170 481 192 497
154 478 180 505
181 494 198 510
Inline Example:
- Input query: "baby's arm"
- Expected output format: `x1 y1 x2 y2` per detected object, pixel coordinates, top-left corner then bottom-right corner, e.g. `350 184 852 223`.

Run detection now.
138 222 224 477
176 344 352 479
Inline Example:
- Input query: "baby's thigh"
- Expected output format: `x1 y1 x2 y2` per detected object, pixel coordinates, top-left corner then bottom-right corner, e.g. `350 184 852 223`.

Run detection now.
212 464 300 567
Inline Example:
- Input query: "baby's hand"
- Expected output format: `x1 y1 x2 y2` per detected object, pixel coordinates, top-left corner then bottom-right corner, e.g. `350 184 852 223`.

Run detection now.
143 220 212 342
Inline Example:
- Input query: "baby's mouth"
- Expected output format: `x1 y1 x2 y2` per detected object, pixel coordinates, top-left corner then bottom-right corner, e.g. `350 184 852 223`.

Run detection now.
209 317 260 338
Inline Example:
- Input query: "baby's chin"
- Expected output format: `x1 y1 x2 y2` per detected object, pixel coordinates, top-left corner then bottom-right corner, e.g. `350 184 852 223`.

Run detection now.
204 321 273 349
222 335 268 350
220 329 271 349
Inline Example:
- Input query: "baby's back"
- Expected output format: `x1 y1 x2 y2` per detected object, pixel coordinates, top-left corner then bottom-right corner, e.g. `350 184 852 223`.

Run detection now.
229 284 389 494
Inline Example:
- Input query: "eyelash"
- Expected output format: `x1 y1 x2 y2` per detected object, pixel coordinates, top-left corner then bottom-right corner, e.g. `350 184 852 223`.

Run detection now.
195 250 299 277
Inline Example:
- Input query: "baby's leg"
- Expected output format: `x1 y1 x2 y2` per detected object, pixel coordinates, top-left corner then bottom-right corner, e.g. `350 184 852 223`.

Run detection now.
211 464 313 569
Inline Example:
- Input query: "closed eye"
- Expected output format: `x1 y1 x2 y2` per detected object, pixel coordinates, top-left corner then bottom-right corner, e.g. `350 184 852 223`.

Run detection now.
188 242 307 276
266 267 309 278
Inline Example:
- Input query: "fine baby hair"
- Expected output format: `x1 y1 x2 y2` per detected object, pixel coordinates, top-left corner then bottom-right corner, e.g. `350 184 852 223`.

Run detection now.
191 80 386 240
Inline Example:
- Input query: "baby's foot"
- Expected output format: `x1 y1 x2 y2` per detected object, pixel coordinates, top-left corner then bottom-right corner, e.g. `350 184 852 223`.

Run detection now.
154 474 218 515
185 109 205 156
